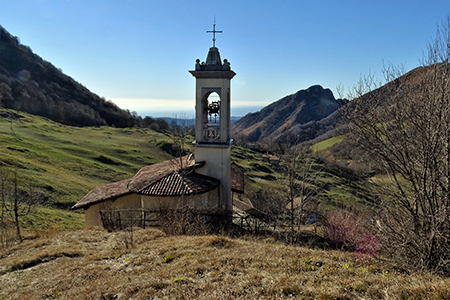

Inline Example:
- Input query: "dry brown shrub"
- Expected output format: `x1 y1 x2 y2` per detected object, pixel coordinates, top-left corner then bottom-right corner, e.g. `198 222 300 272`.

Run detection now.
323 209 363 250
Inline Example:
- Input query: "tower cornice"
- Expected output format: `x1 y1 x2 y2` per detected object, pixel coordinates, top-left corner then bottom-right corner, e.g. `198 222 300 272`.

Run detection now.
189 70 236 79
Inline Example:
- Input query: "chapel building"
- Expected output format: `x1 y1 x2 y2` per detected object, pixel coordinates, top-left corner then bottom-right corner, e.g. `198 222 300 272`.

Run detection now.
72 28 243 228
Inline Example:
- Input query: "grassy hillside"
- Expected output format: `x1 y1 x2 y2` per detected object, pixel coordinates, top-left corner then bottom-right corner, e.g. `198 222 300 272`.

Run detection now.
0 108 373 234
0 109 175 207
232 142 372 213
0 109 178 232
311 135 345 153
1 228 449 300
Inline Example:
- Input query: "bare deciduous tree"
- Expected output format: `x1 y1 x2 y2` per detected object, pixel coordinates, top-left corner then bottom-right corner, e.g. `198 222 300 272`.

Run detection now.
261 138 323 240
344 16 450 274
0 168 40 245
281 147 322 234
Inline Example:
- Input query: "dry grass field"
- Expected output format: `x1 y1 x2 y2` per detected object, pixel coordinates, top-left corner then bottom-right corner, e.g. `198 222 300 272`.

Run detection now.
1 228 450 300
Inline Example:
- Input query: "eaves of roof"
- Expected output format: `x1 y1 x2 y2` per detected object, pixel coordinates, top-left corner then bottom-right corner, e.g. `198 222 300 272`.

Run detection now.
71 179 133 210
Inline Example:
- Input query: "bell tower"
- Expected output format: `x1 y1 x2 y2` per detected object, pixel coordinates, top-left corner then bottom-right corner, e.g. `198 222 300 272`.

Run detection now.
189 23 236 214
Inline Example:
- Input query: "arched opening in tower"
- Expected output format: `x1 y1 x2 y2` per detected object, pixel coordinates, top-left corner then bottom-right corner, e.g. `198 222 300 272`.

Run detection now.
206 92 220 126
201 92 221 140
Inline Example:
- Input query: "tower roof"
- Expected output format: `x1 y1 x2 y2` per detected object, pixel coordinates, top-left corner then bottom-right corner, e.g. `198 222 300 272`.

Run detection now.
205 47 222 68
192 22 232 72
193 47 232 72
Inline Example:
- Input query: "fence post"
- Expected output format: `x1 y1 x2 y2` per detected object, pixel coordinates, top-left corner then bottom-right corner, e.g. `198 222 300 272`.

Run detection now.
143 211 146 229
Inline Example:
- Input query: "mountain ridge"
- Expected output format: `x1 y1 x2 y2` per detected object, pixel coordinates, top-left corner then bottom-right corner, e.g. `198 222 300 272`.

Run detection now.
232 85 346 144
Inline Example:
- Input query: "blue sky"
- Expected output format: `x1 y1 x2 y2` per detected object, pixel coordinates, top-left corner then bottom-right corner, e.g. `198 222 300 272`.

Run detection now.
0 0 448 117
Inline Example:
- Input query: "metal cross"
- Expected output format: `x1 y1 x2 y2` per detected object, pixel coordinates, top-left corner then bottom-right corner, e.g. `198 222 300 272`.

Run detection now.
206 21 222 48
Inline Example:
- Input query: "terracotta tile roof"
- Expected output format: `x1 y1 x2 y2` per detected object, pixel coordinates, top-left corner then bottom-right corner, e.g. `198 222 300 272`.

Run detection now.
285 197 320 211
137 171 220 196
233 198 267 220
71 178 132 210
233 198 254 211
71 156 219 210
127 158 185 193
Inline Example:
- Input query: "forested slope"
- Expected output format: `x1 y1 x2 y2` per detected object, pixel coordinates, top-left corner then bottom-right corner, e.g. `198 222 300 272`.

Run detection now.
0 25 138 127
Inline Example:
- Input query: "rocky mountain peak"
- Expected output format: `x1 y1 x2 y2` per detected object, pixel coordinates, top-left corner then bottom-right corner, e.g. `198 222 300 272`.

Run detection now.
231 85 342 143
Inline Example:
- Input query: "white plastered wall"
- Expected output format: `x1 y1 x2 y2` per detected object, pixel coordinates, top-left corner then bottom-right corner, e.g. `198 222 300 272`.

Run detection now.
195 145 231 211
